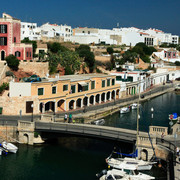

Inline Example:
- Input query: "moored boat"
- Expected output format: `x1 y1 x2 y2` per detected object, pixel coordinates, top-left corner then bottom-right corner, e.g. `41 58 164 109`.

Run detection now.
92 119 105 125
120 107 130 114
131 103 138 110
1 141 18 153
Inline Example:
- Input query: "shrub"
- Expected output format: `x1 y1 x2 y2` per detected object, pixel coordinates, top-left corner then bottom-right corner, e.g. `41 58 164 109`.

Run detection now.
6 71 14 77
5 55 19 71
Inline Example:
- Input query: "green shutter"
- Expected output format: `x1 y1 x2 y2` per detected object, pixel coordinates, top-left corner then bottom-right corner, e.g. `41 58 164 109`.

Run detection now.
107 79 110 86
91 81 95 89
63 85 68 91
102 80 105 88
38 88 44 95
71 85 76 93
112 79 115 85
52 86 56 94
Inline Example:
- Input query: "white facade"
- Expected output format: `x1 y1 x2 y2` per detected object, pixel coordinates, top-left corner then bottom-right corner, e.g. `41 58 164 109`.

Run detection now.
9 82 31 97
21 22 40 40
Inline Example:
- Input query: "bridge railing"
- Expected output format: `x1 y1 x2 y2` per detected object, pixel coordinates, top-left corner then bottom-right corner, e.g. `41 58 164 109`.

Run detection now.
18 121 34 131
149 126 168 136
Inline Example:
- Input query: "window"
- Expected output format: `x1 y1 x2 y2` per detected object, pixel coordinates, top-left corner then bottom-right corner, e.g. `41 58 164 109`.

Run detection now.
14 37 16 43
112 79 115 85
102 80 105 88
107 79 110 86
52 86 56 94
91 81 95 90
15 51 21 57
30 52 31 57
38 88 44 95
63 84 68 91
0 25 7 33
88 31 90 34
116 76 122 81
82 84 89 91
71 85 76 93
0 37 7 45
27 52 29 57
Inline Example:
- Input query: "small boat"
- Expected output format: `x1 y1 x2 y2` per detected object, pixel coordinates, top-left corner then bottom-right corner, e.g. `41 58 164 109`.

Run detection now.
97 163 155 180
106 157 156 171
96 169 129 180
92 119 105 125
131 103 138 110
1 141 18 153
175 84 180 91
120 107 130 114
169 113 178 121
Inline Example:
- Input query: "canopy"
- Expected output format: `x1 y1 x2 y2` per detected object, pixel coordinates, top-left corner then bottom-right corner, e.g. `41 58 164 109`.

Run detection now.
78 81 88 86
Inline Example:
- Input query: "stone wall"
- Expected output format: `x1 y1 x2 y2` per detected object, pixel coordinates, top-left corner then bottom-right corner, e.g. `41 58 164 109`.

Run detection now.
19 62 49 77
95 56 111 62
0 90 39 115
0 126 18 142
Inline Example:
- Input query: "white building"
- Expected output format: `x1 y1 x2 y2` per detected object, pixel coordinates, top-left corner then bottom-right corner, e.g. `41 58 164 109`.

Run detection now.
21 22 41 40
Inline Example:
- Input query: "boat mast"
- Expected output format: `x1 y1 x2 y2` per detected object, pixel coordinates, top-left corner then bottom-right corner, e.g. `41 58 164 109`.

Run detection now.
136 84 141 158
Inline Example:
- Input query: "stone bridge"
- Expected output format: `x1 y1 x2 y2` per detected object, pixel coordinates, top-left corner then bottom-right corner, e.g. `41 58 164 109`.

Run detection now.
17 120 175 161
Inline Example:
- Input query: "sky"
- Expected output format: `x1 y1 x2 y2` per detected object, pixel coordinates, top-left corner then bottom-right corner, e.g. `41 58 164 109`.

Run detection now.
1 0 180 35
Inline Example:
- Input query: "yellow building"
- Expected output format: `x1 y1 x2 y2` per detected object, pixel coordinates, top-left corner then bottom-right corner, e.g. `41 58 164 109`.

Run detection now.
7 74 121 115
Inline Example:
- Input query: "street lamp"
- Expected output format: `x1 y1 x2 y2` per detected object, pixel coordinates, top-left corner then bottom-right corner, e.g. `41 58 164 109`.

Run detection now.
151 107 154 126
31 104 34 122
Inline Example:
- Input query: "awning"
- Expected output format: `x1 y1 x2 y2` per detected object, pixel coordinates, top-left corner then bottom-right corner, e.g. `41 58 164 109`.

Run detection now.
78 81 88 86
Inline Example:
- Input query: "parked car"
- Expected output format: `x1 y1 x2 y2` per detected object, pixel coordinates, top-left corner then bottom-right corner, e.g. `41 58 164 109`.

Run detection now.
166 80 173 83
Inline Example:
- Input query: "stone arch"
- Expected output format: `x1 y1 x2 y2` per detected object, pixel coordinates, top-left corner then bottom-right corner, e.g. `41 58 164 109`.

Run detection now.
83 96 88 106
101 93 105 102
95 94 100 104
57 99 65 111
45 101 55 112
1 50 5 60
107 91 111 101
140 149 148 161
69 100 75 110
89 95 94 105
111 90 115 100
76 98 82 108
23 133 29 144
116 89 120 99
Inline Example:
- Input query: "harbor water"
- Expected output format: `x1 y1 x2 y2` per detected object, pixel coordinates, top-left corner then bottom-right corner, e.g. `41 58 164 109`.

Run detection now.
0 92 179 180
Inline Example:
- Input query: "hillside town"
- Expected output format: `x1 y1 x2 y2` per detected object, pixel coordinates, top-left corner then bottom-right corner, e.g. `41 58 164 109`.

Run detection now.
0 13 179 116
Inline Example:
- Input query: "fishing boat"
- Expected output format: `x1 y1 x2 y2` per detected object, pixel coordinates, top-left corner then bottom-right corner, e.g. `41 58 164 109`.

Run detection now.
91 119 105 125
1 141 18 153
169 113 178 121
120 107 130 114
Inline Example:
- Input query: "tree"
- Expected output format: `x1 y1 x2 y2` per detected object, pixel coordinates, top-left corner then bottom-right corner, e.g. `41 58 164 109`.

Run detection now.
76 45 95 73
107 47 114 54
175 61 180 66
5 54 19 71
47 42 69 53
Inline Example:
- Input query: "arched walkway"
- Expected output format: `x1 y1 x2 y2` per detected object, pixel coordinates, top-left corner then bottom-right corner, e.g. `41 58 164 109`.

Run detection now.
116 89 120 99
83 97 88 106
76 98 82 108
15 51 21 57
57 99 65 111
111 90 115 100
45 101 55 112
1 50 5 60
89 95 94 105
101 93 105 102
107 91 111 101
69 100 75 110
95 94 100 104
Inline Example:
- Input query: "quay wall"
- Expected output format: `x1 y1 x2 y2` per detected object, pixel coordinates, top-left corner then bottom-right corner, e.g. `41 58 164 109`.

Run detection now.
0 126 18 142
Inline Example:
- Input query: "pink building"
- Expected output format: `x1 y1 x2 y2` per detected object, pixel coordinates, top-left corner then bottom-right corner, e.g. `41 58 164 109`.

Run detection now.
0 13 32 61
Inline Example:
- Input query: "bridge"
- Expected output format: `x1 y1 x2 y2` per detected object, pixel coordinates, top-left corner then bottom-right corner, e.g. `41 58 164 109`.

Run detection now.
16 120 176 161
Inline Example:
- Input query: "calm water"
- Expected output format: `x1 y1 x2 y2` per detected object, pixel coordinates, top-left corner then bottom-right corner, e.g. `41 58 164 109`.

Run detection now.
0 92 179 180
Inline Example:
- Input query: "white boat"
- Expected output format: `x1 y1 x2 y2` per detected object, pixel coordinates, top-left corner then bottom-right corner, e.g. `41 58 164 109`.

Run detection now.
131 103 138 110
97 163 155 180
92 119 105 125
2 141 18 153
106 157 156 171
98 169 130 180
120 107 130 114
